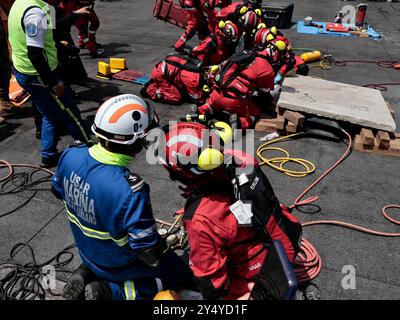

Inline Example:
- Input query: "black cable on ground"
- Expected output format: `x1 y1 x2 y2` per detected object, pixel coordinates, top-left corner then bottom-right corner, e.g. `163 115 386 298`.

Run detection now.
0 162 53 218
0 243 76 300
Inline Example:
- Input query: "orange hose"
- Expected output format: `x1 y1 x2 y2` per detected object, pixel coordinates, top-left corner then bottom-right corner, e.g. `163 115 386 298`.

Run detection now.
269 131 400 284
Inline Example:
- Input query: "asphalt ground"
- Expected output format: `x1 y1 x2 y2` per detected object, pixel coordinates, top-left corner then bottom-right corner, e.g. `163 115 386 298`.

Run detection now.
0 0 399 300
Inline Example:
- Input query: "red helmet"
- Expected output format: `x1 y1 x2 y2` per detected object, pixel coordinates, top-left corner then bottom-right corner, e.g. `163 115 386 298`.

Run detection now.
159 122 233 185
260 44 281 67
254 27 275 48
219 21 240 44
241 10 258 31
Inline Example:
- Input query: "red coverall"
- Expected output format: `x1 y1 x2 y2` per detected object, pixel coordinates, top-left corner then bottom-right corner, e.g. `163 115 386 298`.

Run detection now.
198 50 275 129
190 33 237 66
145 58 205 105
272 35 305 76
60 0 100 56
175 0 231 50
182 154 301 300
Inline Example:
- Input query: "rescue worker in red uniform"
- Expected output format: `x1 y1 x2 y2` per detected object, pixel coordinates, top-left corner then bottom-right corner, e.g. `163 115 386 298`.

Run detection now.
141 53 215 105
197 49 277 129
175 0 232 51
215 0 262 31
254 27 309 84
153 121 302 299
190 21 239 66
60 0 102 57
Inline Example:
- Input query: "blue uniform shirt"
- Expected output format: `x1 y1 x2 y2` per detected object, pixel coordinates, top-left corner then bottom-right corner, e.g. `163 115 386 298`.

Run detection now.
52 144 164 283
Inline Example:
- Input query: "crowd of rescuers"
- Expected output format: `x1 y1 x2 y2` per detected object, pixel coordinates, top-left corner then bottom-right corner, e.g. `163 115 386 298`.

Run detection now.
4 0 305 300
142 0 309 129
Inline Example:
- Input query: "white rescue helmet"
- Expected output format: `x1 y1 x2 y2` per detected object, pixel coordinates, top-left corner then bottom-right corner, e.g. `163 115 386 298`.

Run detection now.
92 94 156 145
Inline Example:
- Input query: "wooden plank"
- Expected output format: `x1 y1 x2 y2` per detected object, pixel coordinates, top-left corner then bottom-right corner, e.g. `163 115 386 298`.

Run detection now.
280 110 305 127
390 139 400 154
286 121 297 134
354 136 400 158
375 131 390 150
354 135 364 152
359 128 374 149
276 115 286 131
395 132 400 139
255 119 277 133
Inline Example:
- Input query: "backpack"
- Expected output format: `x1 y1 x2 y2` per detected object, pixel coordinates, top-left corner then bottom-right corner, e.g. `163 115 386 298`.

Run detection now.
231 166 302 254
214 50 269 99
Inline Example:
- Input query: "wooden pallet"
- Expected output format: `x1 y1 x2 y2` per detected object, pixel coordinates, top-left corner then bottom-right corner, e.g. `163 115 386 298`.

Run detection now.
354 128 400 158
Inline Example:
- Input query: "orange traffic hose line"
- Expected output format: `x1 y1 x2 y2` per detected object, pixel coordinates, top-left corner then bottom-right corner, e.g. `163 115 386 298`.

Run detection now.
0 159 54 183
280 131 400 284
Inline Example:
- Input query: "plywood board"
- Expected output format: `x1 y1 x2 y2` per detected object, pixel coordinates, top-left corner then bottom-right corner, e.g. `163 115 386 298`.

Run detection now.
278 75 396 132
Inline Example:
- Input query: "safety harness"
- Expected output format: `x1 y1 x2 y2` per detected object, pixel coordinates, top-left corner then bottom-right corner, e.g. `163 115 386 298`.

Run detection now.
214 50 270 99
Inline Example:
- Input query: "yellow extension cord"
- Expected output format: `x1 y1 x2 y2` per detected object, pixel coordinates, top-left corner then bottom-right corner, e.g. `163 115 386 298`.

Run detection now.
256 133 316 178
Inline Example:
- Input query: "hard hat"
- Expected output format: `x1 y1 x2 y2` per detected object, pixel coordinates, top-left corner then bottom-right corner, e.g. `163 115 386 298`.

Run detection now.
92 94 156 145
274 40 287 51
264 44 281 65
254 27 273 47
241 10 258 31
255 8 262 16
271 26 278 35
220 21 240 44
160 122 232 183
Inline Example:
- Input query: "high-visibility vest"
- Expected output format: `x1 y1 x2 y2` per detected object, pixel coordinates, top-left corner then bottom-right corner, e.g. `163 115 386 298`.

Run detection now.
8 0 57 75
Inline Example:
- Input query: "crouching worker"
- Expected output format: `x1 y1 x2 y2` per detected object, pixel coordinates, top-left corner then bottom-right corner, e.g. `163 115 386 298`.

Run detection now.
153 122 302 299
197 49 278 129
51 94 194 300
141 53 213 105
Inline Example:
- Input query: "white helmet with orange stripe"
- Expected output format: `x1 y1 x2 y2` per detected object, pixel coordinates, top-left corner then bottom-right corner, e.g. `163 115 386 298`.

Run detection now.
92 94 157 145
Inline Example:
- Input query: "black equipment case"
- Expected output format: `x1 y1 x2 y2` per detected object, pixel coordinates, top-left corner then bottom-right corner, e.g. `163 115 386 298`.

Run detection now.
261 3 294 29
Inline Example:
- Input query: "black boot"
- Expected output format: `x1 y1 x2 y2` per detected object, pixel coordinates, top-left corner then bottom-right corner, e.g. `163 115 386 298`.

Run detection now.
84 280 113 300
62 264 96 300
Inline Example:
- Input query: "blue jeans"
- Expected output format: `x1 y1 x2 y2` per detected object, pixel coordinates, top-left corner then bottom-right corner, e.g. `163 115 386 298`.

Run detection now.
14 70 92 159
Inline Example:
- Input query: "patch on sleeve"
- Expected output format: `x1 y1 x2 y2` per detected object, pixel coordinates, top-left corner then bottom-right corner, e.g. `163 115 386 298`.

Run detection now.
125 172 145 192
26 23 38 37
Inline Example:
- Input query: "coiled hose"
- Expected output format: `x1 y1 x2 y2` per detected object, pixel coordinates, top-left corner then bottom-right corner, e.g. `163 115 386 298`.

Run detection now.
257 130 400 284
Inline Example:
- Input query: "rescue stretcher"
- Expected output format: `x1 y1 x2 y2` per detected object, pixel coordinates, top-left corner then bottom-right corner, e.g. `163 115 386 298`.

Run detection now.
153 0 187 29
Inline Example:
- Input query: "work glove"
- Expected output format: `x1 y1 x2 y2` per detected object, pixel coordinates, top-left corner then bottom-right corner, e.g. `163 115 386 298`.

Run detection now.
274 72 283 85
270 84 282 102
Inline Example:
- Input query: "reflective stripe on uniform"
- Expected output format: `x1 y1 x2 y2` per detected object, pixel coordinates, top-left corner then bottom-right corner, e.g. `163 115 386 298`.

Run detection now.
124 280 136 300
37 77 93 145
128 224 157 239
155 278 163 292
64 203 129 247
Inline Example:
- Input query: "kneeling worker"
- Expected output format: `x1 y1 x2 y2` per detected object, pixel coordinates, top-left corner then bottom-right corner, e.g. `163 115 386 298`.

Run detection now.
52 94 193 300
156 122 302 299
